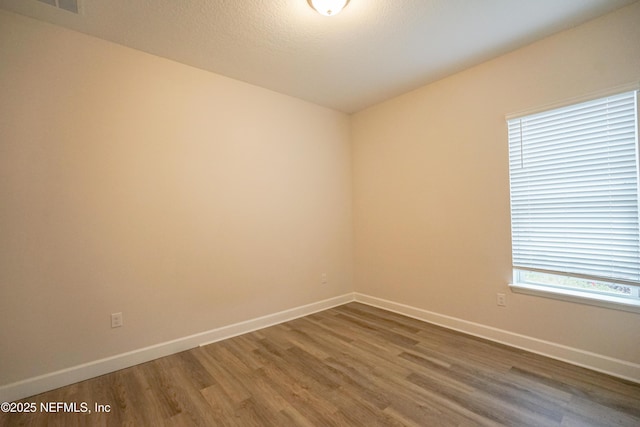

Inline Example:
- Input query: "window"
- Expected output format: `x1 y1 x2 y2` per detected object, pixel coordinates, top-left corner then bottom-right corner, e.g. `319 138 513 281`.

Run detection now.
507 89 640 312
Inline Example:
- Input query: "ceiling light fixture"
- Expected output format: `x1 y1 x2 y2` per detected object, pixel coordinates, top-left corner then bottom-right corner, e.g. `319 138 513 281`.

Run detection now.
307 0 350 16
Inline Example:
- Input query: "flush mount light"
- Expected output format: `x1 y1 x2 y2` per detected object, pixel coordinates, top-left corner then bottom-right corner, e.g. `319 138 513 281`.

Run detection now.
307 0 350 16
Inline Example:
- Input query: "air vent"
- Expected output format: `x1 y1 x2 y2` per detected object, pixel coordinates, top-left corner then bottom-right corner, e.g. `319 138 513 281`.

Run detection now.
36 0 81 14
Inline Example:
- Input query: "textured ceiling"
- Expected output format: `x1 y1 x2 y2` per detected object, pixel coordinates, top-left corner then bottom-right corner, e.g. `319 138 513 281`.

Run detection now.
0 0 636 113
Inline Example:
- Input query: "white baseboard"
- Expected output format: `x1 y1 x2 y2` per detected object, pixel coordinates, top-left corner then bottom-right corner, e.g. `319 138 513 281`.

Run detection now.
0 293 354 403
354 293 640 383
3 291 637 402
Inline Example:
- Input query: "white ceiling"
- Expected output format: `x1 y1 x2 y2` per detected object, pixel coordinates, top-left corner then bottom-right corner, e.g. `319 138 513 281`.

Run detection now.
1 0 636 113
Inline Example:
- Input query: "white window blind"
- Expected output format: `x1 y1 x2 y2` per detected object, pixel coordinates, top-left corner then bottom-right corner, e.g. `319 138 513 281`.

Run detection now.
508 90 640 284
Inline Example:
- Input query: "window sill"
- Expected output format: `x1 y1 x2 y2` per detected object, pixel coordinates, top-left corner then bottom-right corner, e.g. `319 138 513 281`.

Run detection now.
509 283 640 314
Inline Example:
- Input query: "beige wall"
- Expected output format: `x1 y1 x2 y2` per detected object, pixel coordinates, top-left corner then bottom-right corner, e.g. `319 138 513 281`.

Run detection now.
0 10 353 385
2 2 640 389
352 2 640 364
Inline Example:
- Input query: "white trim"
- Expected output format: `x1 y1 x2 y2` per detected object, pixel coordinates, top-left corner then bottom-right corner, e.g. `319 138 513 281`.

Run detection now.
509 282 640 314
3 291 638 402
505 82 639 120
354 293 640 384
0 293 354 403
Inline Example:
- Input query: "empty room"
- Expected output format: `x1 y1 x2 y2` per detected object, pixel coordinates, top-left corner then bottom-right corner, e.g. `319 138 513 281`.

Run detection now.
1 0 639 425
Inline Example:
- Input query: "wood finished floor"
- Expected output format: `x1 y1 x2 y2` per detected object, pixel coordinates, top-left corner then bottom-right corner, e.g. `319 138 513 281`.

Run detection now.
2 302 639 426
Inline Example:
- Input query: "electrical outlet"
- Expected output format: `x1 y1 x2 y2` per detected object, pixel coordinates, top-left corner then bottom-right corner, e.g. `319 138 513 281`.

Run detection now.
321 273 327 284
497 293 507 307
111 312 123 328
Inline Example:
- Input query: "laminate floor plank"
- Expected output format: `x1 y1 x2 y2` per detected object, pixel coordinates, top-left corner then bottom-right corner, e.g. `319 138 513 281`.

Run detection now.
400 350 570 420
2 302 639 426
